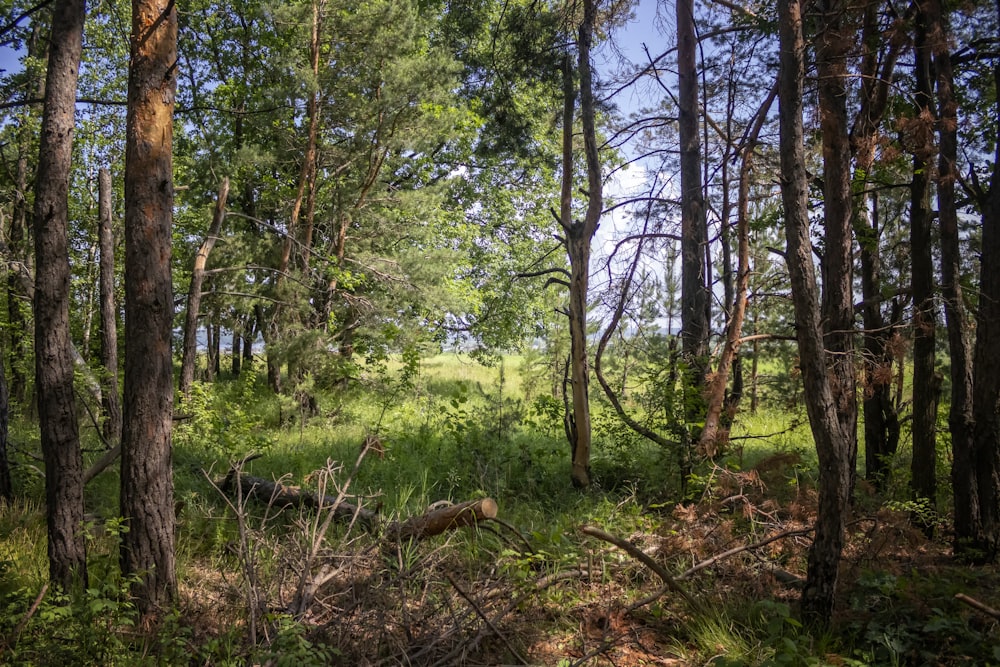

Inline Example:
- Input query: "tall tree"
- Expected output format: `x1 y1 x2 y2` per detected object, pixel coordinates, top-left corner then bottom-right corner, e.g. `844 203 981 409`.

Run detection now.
969 0 1000 561
98 167 122 445
6 22 45 408
851 1 906 489
909 0 940 526
777 0 855 626
561 0 602 489
0 340 11 503
676 0 710 430
815 0 858 495
934 0 977 554
120 0 178 617
32 0 88 590
180 177 229 397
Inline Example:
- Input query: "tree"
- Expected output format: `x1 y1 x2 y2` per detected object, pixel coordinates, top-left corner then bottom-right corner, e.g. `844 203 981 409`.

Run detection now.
0 340 11 503
968 0 1000 561
98 167 122 445
4 20 45 409
777 0 855 626
909 0 940 527
850 1 906 489
32 0 87 590
934 0 977 555
180 177 229 397
560 0 602 489
120 0 178 617
676 0 710 440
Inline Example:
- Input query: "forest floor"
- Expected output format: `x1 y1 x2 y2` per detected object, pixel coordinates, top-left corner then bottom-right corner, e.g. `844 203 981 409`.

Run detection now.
2 353 1000 665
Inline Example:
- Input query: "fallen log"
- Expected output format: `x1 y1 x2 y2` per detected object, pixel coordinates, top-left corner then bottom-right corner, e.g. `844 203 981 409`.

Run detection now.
385 498 498 541
222 471 379 529
222 472 497 542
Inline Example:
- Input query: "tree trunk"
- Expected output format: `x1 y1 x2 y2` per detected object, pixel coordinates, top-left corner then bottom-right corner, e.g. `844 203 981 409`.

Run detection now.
816 0 858 490
851 4 906 489
677 0 710 435
969 0 1000 560
80 238 97 361
242 312 255 368
909 3 939 530
778 0 853 627
933 0 977 554
33 0 88 591
180 177 230 396
6 23 44 408
0 344 12 503
98 168 122 445
121 0 178 618
699 85 776 456
561 0 602 489
232 332 242 377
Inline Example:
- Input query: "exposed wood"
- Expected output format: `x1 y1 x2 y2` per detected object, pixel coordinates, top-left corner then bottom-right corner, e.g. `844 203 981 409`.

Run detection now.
386 498 498 541
579 525 700 611
955 593 1000 620
222 472 499 542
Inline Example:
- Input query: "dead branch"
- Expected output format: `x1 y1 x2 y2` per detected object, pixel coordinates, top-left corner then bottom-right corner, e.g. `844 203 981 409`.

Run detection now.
579 525 701 611
956 593 1000 620
677 527 813 581
446 573 528 665
11 581 48 643
385 498 498 542
222 472 378 529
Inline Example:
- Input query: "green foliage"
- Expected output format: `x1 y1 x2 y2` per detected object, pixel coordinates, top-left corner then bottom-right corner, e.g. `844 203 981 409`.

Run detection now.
254 613 339 666
1 519 140 666
842 570 1000 665
174 373 275 465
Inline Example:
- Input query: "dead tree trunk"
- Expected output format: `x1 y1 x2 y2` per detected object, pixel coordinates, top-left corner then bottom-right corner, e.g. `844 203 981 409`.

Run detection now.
180 177 229 396
98 168 122 445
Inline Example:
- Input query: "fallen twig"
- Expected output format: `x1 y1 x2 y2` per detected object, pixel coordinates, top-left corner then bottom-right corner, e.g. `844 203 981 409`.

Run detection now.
446 573 528 665
956 593 1000 620
12 581 48 642
579 525 701 611
677 527 813 581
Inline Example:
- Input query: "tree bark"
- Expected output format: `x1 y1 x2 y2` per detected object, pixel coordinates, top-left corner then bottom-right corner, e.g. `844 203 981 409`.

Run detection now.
6 23 44 408
560 0 602 489
121 0 178 617
677 0 711 434
33 0 88 591
98 168 122 445
932 0 977 554
0 343 12 503
909 1 939 530
180 177 230 396
778 0 853 627
850 4 906 489
231 332 242 376
969 0 1000 561
699 85 776 456
816 0 858 489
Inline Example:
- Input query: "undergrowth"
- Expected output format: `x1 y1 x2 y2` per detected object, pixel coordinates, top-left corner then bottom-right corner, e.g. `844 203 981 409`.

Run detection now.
0 353 998 665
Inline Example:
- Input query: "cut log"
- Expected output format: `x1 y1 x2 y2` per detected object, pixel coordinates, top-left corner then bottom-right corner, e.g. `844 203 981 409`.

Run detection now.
221 472 498 542
223 472 378 528
385 498 498 541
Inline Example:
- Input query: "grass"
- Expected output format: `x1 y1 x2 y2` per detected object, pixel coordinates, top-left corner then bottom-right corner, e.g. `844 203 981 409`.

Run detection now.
0 351 997 665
